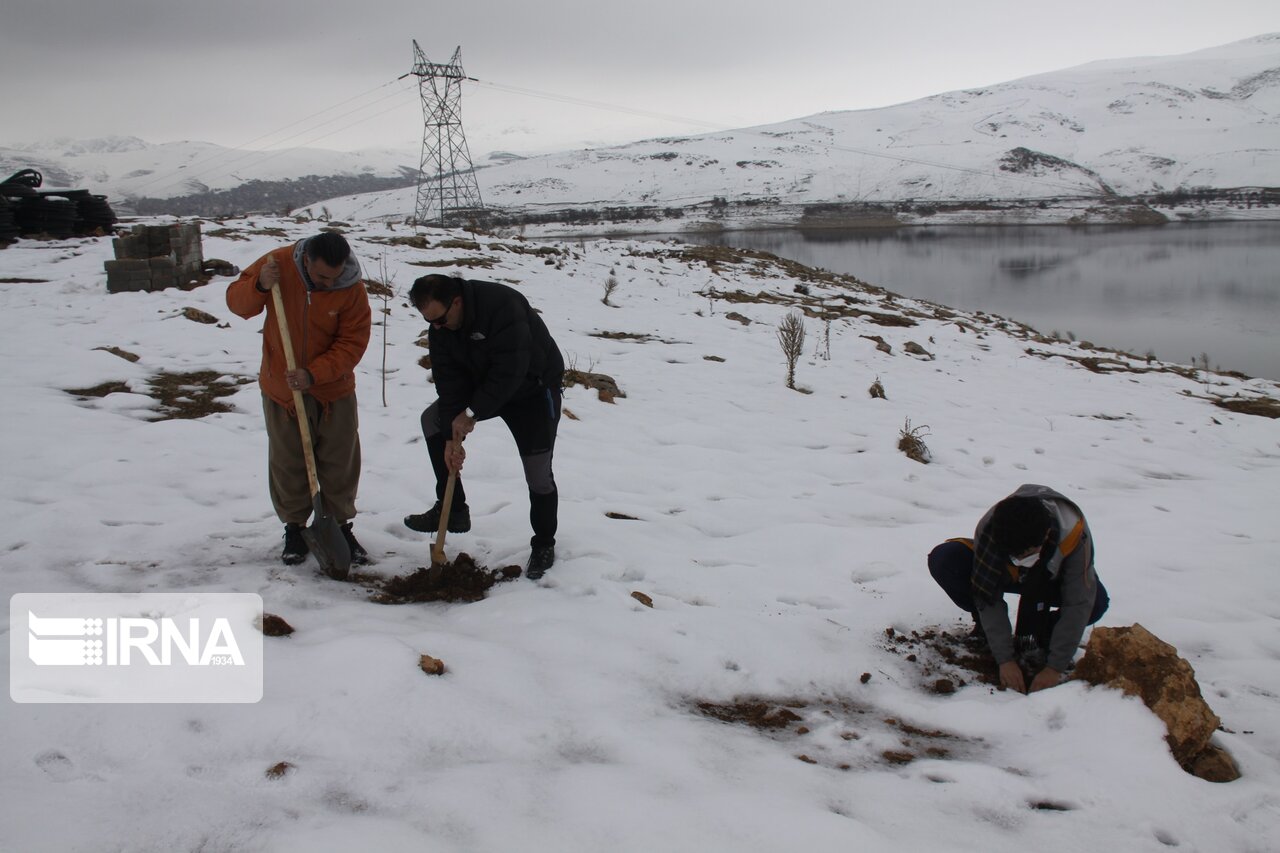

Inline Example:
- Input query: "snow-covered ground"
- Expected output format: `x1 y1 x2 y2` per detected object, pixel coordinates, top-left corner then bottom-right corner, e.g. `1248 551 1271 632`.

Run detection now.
2 218 1279 852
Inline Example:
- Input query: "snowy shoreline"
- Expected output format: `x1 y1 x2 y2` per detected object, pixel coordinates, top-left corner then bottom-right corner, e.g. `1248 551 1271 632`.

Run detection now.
474 198 1280 240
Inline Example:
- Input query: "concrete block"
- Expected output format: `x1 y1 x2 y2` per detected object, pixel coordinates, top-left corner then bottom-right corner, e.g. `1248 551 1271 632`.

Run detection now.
104 259 151 273
106 276 150 294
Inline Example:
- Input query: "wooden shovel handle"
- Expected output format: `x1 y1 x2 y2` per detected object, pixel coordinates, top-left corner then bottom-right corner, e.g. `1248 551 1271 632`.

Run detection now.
432 468 457 564
430 433 467 564
269 277 321 497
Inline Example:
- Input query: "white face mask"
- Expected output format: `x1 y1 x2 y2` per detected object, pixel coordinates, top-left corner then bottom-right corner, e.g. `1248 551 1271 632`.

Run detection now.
1010 551 1040 568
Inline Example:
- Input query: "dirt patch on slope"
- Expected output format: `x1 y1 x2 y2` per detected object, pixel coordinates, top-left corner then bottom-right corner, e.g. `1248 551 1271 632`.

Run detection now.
692 694 982 770
883 624 1002 692
66 370 251 420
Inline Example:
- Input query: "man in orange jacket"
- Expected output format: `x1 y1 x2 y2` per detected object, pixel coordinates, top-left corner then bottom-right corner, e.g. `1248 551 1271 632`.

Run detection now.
226 232 372 567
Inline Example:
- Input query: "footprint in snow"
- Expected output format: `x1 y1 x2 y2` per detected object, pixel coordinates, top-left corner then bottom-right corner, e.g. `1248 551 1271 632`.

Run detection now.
35 750 79 782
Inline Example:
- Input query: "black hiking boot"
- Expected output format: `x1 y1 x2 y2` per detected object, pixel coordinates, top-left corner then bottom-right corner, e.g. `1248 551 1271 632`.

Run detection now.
282 523 308 566
341 522 369 566
404 501 471 534
525 544 555 580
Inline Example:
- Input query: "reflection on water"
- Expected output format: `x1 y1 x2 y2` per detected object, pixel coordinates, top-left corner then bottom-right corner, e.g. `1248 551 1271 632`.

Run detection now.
678 223 1280 380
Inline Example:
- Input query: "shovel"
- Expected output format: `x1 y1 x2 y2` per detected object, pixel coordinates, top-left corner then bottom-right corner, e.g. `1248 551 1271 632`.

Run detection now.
270 280 351 580
428 467 459 583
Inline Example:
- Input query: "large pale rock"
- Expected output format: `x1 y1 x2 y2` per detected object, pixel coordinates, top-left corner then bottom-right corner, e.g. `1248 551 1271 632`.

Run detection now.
1073 623 1239 781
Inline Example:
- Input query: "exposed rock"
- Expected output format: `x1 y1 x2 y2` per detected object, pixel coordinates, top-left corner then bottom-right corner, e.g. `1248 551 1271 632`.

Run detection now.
182 307 219 324
861 334 892 354
631 591 654 608
418 654 446 676
265 761 294 779
1189 742 1242 783
1073 623 1239 781
260 614 294 637
201 258 240 277
563 368 625 403
904 341 934 360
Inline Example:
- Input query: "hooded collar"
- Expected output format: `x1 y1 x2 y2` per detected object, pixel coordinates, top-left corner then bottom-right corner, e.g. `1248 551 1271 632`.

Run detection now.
292 238 362 292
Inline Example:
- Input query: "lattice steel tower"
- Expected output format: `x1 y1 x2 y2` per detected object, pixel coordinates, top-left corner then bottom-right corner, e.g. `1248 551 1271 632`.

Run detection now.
410 42 483 226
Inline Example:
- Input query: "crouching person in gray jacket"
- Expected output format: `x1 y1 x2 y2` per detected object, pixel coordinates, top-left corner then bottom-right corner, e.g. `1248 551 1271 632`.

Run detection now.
927 484 1110 693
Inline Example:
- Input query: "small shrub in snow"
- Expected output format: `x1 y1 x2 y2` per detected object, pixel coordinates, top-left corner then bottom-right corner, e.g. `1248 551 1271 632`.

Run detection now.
898 418 931 464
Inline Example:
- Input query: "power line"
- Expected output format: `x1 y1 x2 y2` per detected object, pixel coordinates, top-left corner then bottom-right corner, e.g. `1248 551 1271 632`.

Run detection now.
126 78 412 196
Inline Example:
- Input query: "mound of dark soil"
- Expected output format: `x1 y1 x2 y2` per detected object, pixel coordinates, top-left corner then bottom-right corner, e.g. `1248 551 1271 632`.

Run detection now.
362 552 521 604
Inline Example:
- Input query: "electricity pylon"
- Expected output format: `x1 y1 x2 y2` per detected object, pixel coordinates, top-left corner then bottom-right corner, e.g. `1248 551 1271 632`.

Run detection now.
410 42 483 227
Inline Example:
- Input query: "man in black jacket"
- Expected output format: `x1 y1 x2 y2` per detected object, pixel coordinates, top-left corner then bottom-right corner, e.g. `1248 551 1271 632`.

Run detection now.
404 274 565 578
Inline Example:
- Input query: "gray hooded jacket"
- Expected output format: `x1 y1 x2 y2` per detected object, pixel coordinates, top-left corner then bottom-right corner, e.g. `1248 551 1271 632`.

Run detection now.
975 484 1098 672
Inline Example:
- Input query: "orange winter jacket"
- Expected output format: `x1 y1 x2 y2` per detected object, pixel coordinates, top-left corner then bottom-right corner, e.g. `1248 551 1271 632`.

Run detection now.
226 244 371 411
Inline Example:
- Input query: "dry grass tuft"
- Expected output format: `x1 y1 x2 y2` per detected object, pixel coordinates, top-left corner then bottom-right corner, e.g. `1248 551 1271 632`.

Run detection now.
898 418 932 464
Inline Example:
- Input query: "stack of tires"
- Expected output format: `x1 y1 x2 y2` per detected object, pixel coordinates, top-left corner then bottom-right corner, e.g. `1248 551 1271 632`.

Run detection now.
74 192 118 233
0 197 19 243
0 169 118 243
17 195 78 238
0 170 39 246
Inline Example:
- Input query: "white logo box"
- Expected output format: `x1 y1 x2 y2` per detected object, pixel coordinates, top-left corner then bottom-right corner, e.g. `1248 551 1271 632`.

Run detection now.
11 593 263 703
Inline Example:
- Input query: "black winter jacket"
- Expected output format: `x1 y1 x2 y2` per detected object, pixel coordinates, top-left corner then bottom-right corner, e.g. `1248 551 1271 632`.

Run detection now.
428 279 564 427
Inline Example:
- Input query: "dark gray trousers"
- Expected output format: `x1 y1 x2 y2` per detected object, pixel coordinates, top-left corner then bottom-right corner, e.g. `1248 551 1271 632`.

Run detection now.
421 388 560 547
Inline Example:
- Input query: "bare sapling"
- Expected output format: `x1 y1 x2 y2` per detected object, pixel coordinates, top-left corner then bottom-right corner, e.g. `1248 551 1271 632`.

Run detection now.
777 310 806 390
368 252 398 407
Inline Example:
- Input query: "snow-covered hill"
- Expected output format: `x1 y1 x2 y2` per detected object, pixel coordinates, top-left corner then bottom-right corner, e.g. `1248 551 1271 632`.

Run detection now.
312 33 1280 228
0 135 418 207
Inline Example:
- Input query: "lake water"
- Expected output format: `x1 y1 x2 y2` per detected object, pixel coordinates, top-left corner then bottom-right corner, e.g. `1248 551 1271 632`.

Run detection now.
674 222 1280 381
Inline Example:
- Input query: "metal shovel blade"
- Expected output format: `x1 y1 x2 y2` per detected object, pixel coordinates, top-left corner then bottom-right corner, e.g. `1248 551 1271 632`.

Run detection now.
303 497 351 581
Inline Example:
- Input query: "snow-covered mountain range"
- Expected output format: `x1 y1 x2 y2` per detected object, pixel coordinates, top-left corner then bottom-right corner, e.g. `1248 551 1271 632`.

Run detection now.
313 32 1280 229
0 136 417 213
4 33 1276 224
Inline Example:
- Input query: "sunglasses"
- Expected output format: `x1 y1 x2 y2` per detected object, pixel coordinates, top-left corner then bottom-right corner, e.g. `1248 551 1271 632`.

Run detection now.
424 300 453 327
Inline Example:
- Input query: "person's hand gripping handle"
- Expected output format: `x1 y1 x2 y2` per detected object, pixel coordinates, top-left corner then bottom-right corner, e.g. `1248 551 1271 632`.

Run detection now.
263 255 312 392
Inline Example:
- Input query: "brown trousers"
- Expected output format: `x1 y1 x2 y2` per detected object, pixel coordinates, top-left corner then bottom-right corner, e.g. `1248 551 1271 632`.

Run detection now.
262 393 361 524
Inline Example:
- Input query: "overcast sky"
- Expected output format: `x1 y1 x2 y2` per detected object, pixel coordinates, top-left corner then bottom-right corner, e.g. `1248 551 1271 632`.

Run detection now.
2 0 1276 159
